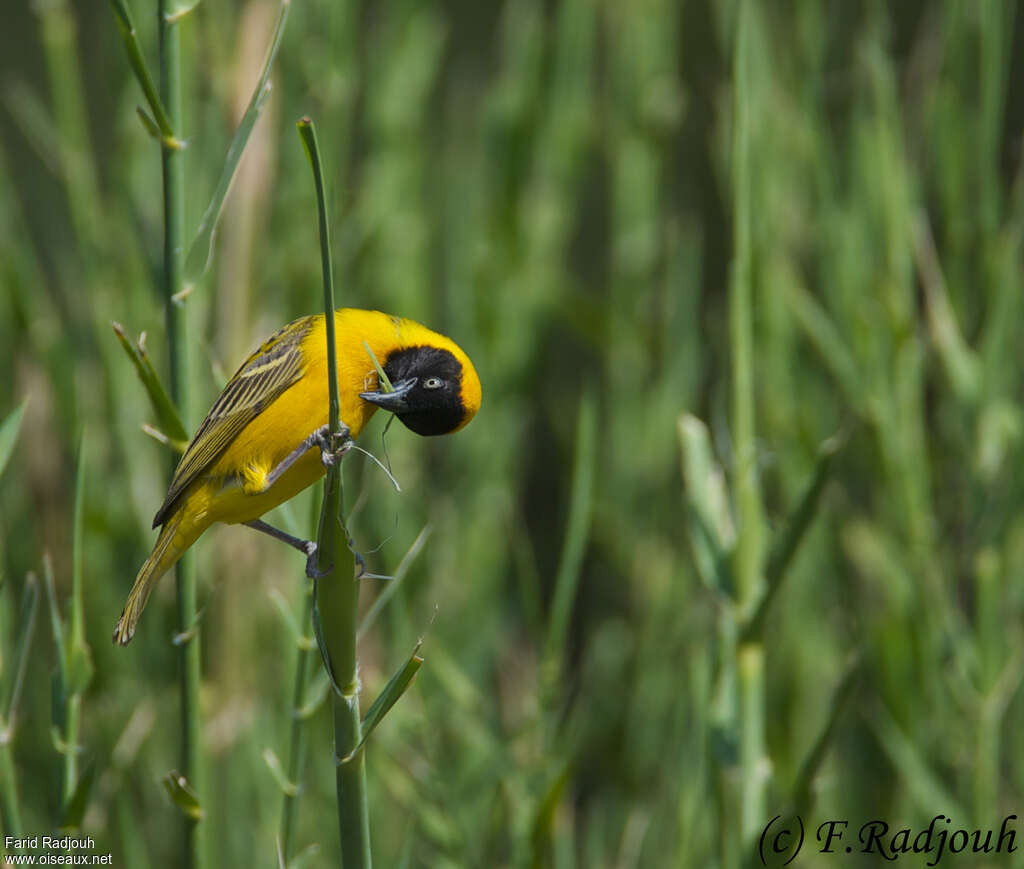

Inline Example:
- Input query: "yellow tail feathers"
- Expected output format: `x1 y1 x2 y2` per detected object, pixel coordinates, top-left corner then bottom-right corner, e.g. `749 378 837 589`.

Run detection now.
113 511 198 645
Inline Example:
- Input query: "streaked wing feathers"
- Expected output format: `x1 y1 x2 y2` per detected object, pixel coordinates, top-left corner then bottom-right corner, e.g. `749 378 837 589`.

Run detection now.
152 316 315 527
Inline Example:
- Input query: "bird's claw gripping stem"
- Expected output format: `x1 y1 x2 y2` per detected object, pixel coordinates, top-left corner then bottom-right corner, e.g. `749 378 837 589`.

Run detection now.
304 541 331 579
258 423 352 494
304 539 366 579
312 422 352 469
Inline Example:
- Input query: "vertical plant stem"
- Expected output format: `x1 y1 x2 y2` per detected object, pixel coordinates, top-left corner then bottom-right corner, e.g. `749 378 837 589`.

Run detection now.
0 743 22 840
63 440 90 812
298 117 371 866
333 680 370 861
38 0 104 268
0 574 39 840
62 699 82 812
544 390 596 665
973 550 1000 823
159 1 203 865
279 582 315 858
729 0 765 849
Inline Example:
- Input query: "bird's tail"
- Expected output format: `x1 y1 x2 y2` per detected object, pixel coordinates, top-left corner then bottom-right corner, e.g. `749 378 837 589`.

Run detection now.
113 510 200 646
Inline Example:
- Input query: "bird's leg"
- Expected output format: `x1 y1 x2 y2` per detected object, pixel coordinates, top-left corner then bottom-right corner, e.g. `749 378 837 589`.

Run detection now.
244 520 367 580
244 519 326 578
259 422 352 493
247 424 358 579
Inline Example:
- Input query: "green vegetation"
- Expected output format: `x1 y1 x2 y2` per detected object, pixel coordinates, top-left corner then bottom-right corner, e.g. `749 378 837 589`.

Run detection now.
2 0 1023 866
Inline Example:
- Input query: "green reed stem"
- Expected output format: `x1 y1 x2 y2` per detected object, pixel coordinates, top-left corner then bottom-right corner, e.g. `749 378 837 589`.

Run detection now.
729 0 765 851
279 576 316 859
63 439 91 814
298 116 372 867
0 574 39 840
158 0 204 864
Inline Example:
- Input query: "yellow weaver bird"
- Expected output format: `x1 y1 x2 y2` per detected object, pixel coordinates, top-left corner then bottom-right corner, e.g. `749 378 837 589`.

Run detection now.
113 308 481 645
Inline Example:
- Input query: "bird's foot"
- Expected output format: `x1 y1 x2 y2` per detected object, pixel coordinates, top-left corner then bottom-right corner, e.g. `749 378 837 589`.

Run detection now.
304 541 332 579
313 423 352 469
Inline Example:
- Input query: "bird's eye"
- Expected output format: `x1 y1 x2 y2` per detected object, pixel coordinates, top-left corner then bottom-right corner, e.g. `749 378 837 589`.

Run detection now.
423 377 444 390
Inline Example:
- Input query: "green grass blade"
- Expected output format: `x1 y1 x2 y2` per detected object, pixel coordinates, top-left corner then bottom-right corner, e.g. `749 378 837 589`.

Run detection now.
544 390 597 666
162 771 204 821
107 0 177 143
268 587 312 649
0 573 40 840
789 653 863 811
42 555 67 712
361 341 395 394
913 214 981 402
741 432 843 642
3 574 40 725
263 748 299 797
357 525 431 641
529 764 571 869
66 437 94 697
296 670 331 720
3 82 63 177
0 400 28 483
678 414 736 594
112 322 189 446
0 739 23 840
60 763 96 830
782 281 868 417
346 643 424 760
184 0 292 286
869 703 965 820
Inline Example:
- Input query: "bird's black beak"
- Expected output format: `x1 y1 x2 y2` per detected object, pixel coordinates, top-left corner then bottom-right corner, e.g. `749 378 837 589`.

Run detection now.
359 377 417 412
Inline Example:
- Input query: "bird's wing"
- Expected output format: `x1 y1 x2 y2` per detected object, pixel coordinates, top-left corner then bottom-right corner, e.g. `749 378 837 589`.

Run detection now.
152 316 316 527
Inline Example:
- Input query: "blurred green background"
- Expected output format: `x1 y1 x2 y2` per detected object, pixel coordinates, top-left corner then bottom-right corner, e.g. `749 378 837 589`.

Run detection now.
2 0 1024 866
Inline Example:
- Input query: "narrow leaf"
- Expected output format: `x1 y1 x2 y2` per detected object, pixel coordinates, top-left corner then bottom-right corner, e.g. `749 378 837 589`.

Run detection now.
184 0 292 286
263 747 299 797
545 391 597 663
66 437 94 697
269 587 314 650
0 400 28 482
296 670 331 719
529 763 571 867
287 844 322 869
60 763 96 830
741 431 843 642
112 322 188 443
783 281 868 417
790 653 863 811
164 0 201 22
3 573 40 726
135 106 161 140
869 704 965 820
339 643 424 763
161 771 204 821
362 341 395 393
914 213 981 402
4 81 63 177
357 525 431 641
141 423 188 453
107 0 177 140
678 414 735 593
43 555 67 687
